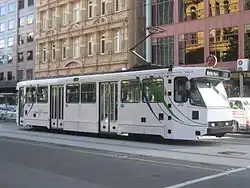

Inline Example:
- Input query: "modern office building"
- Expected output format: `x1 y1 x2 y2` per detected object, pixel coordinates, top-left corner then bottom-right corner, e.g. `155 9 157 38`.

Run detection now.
0 0 35 93
150 0 250 70
35 0 145 78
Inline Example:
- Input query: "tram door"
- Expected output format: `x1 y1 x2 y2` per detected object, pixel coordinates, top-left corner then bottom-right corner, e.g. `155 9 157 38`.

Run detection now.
50 85 64 129
18 88 24 124
99 82 118 133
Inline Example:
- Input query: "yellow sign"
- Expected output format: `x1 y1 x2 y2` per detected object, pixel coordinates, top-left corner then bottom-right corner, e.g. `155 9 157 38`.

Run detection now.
230 72 250 79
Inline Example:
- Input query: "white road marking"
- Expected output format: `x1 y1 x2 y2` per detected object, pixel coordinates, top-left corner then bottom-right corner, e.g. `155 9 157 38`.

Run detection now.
0 137 225 172
164 166 250 188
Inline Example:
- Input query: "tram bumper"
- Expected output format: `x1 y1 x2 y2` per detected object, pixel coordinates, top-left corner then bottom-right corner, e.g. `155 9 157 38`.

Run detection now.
206 120 234 136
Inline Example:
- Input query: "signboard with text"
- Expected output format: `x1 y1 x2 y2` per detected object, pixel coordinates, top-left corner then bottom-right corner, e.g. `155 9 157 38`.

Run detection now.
206 69 230 78
230 71 250 80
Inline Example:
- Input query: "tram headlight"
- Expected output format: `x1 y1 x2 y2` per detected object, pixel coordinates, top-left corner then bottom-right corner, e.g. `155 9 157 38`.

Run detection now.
211 123 215 127
225 122 229 126
209 122 216 127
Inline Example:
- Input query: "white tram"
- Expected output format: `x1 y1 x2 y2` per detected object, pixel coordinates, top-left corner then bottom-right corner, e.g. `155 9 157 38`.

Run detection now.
16 66 233 140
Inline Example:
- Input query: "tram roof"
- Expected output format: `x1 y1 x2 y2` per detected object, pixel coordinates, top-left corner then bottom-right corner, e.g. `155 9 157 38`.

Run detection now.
16 64 229 89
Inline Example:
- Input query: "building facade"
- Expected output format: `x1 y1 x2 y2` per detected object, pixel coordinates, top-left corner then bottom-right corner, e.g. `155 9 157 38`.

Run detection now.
35 0 145 78
0 0 35 93
151 0 250 70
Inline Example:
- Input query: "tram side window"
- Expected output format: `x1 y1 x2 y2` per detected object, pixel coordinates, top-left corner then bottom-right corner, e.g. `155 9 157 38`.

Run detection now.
121 80 140 103
81 83 96 103
37 87 48 103
174 77 188 103
66 84 80 103
26 87 36 103
142 78 164 103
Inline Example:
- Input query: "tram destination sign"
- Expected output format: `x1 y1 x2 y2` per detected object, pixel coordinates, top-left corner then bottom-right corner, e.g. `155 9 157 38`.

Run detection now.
206 69 230 78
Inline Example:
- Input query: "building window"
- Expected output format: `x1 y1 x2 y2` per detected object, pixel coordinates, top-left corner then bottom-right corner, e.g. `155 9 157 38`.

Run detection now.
101 0 105 15
88 1 93 19
0 23 4 32
0 6 5 16
62 6 67 25
17 70 24 80
28 0 34 6
215 2 220 16
18 35 25 45
18 52 24 62
73 38 80 58
7 72 12 80
73 2 80 22
244 24 250 59
209 3 212 16
42 12 46 29
18 0 24 10
27 14 34 24
210 0 239 16
0 72 3 80
51 8 56 27
27 32 34 42
88 37 93 56
190 33 197 44
52 43 56 60
42 47 46 61
245 0 250 10
115 0 121 12
190 7 197 20
62 40 67 59
26 69 33 80
153 0 173 26
27 50 33 60
0 55 4 64
0 39 4 48
152 36 174 66
7 54 13 63
224 0 230 14
7 36 14 47
178 32 204 65
114 31 121 53
209 27 238 62
19 16 26 27
100 35 105 54
8 3 15 13
179 0 204 22
8 20 15 30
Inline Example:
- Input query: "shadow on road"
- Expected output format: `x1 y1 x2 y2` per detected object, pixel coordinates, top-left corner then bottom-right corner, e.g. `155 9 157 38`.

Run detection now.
15 126 218 147
0 120 226 147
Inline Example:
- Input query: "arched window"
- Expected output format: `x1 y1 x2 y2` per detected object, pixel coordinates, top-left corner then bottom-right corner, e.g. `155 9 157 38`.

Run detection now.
100 35 105 54
209 4 212 17
224 0 230 14
190 6 197 20
215 2 220 16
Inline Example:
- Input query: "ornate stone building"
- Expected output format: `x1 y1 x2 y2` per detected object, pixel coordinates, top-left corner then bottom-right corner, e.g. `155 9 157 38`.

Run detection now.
35 0 144 78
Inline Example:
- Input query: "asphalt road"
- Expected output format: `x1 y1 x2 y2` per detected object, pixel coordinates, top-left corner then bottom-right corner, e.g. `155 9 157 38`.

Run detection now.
0 137 250 188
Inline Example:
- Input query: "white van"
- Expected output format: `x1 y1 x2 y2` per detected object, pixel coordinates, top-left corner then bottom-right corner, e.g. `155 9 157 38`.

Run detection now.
228 97 250 132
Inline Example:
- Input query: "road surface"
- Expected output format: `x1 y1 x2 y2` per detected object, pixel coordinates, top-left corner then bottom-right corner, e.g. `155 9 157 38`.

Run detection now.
0 137 250 188
1 121 250 187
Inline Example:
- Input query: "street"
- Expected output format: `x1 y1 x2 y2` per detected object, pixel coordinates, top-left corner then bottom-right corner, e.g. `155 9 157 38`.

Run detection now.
0 121 250 187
